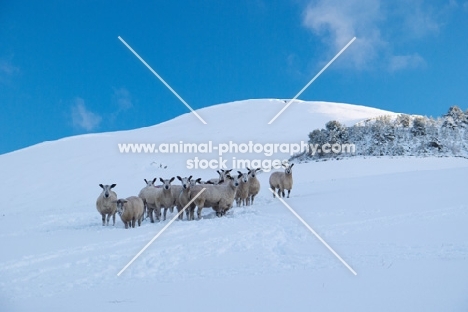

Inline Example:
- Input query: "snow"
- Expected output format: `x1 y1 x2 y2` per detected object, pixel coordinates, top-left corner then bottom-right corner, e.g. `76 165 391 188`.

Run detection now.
0 99 467 311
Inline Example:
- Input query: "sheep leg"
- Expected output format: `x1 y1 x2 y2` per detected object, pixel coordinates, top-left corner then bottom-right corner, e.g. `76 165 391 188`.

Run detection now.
271 187 276 198
287 190 291 198
148 208 154 223
112 213 116 226
131 218 136 228
101 213 106 226
163 207 168 221
154 206 161 221
197 206 203 220
156 208 161 221
177 206 184 220
125 222 129 229
189 207 194 221
106 214 111 226
251 195 255 205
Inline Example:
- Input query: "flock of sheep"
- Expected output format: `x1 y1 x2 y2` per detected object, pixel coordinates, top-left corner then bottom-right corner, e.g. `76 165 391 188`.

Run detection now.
96 163 294 228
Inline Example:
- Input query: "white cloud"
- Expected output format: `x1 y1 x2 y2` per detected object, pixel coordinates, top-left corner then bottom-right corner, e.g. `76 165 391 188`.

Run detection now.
0 58 20 85
0 60 19 75
71 98 102 131
388 53 426 72
303 0 385 69
112 87 133 112
400 1 440 37
302 0 445 71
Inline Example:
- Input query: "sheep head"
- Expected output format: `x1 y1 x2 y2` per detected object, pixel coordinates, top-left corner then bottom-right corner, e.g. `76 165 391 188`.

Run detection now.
99 184 116 198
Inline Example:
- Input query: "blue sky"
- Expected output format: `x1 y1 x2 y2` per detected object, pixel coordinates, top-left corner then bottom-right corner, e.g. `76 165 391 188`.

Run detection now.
1 0 468 154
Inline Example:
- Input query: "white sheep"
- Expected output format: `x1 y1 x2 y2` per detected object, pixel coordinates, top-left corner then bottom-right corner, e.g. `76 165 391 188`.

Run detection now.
96 184 118 226
207 169 232 185
176 176 198 220
115 196 145 229
138 178 157 220
246 167 261 205
269 163 294 198
170 182 183 215
235 171 249 207
154 177 178 221
190 173 240 219
138 178 163 223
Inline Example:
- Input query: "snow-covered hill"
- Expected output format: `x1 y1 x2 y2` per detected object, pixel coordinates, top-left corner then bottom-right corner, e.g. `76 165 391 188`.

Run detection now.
1 99 467 311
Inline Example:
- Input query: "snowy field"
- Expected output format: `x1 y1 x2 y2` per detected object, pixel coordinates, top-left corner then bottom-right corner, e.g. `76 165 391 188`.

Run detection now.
1 100 467 311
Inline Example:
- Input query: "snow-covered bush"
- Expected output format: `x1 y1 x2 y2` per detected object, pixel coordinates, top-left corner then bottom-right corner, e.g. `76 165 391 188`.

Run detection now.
294 106 468 161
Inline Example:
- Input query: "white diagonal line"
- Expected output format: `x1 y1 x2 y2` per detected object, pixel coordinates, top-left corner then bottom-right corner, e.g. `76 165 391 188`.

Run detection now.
268 37 356 124
269 189 357 275
117 188 206 276
118 36 207 125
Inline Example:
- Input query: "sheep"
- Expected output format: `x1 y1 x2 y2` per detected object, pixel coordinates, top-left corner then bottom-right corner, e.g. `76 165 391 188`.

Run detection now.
138 178 162 223
154 177 178 221
246 167 261 205
188 178 204 219
115 196 144 229
96 184 117 226
269 163 294 198
170 182 183 215
235 171 249 207
207 169 232 185
138 178 157 220
176 176 198 220
190 173 240 219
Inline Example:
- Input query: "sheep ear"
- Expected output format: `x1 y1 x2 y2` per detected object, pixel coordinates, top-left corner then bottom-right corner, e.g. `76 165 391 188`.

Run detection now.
238 173 243 178
246 167 250 171
122 199 128 203
159 178 164 183
217 170 221 175
195 178 201 183
206 181 214 184
169 177 175 183
290 164 294 168
144 179 148 184
99 184 104 189
177 176 182 181
256 168 261 171
188 175 192 181
152 178 157 184
110 184 116 189
226 169 232 173
237 171 242 175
